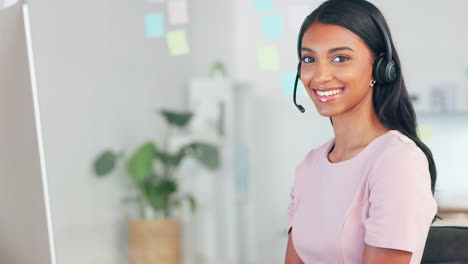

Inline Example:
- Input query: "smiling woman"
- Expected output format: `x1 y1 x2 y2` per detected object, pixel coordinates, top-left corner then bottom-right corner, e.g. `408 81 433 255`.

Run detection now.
285 0 441 264
301 22 376 112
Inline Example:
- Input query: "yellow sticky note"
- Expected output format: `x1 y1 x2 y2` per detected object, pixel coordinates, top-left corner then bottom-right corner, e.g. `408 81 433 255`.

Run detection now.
166 30 190 56
417 125 433 141
257 45 280 71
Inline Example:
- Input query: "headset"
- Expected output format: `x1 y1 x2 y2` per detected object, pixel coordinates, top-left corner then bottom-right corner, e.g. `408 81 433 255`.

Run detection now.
293 13 399 113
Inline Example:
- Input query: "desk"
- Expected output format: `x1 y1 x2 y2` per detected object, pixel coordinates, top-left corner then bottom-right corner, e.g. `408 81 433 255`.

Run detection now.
432 209 468 226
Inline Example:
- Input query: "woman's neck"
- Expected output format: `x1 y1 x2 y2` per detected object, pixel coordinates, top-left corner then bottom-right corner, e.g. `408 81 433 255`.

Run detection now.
329 109 389 157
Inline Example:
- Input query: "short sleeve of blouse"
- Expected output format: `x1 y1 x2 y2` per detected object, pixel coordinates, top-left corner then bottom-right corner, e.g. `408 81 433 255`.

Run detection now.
287 185 296 234
364 141 438 252
287 149 315 234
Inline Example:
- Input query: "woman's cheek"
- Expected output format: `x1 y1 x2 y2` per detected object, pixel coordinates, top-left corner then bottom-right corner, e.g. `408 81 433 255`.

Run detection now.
300 68 316 86
334 68 357 84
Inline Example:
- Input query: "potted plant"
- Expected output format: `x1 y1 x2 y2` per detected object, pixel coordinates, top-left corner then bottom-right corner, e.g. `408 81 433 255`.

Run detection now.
92 109 220 264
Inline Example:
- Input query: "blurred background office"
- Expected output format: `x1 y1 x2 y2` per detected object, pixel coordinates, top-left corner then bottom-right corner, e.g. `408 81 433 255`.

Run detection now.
1 0 468 263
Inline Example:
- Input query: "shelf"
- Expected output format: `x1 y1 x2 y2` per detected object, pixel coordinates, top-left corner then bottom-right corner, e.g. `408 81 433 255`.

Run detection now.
416 111 468 116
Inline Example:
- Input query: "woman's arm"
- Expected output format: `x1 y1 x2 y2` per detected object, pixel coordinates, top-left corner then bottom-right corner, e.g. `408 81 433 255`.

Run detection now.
363 244 412 264
285 229 304 264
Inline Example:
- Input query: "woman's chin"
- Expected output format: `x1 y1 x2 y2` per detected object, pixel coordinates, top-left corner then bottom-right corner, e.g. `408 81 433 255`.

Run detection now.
318 112 334 117
315 107 339 117
310 99 343 117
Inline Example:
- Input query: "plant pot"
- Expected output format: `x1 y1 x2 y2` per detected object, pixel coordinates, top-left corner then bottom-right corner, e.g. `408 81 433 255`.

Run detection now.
128 218 182 264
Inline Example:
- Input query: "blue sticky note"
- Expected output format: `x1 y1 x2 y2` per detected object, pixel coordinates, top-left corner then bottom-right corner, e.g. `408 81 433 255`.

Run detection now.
263 14 283 39
280 72 306 97
254 0 274 11
465 68 468 77
145 13 164 38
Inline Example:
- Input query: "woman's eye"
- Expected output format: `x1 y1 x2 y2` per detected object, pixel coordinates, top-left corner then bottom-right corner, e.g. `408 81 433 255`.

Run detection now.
302 56 349 63
332 56 350 62
302 56 314 63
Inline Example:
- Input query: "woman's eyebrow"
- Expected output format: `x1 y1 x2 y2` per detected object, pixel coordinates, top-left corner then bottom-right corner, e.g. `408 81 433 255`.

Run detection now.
301 46 355 53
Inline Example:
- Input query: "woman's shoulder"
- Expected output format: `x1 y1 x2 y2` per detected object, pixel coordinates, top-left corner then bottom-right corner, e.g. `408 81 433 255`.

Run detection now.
372 129 428 168
301 138 334 163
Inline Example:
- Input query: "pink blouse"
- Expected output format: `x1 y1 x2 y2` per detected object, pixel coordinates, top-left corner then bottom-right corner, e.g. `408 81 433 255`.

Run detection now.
287 130 437 264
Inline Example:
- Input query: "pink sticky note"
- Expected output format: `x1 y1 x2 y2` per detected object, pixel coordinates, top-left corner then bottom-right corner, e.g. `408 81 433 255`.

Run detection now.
168 0 189 25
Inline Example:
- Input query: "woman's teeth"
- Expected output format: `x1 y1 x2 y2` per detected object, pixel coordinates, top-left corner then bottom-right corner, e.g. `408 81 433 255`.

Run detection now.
316 89 343 96
313 88 344 102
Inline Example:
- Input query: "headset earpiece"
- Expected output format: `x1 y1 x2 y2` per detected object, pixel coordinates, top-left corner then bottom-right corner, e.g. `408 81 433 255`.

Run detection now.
373 53 398 84
372 55 385 83
369 14 399 84
384 59 397 83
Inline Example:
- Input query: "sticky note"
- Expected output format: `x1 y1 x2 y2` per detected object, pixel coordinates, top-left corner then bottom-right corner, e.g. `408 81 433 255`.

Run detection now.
254 0 274 11
168 0 189 25
262 14 283 39
280 72 306 97
257 46 280 71
144 13 164 38
287 5 311 33
417 125 433 141
166 30 190 56
465 68 468 77
3 0 17 8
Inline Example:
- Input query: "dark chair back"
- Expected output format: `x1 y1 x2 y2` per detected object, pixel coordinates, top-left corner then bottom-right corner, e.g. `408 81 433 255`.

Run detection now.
422 226 468 264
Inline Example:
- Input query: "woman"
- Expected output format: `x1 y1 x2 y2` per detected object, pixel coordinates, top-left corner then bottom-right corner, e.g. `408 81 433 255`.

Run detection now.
285 0 442 263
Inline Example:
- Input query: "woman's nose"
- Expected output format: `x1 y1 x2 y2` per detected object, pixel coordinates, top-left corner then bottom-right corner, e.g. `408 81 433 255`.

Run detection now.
311 63 333 85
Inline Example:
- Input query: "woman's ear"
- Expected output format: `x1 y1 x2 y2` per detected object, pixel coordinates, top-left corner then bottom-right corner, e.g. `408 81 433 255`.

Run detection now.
373 52 385 62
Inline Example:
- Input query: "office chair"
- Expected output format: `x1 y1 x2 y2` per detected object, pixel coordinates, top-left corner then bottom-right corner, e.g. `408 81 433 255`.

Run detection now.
421 226 468 264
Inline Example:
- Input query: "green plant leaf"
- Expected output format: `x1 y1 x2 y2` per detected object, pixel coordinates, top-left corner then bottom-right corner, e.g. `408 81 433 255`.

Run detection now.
141 183 164 211
155 149 185 167
160 109 193 128
154 178 178 197
141 178 178 213
185 142 220 170
155 150 174 166
93 151 117 177
127 142 156 184
173 149 186 167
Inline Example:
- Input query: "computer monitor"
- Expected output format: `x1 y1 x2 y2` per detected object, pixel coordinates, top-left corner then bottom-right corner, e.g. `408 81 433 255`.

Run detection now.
0 3 56 264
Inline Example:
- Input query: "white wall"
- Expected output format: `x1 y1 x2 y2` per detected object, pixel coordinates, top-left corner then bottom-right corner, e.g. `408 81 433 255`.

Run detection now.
418 113 468 208
27 0 233 263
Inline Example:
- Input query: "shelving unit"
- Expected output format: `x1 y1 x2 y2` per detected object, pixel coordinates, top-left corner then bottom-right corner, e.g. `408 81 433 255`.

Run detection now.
175 78 255 264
